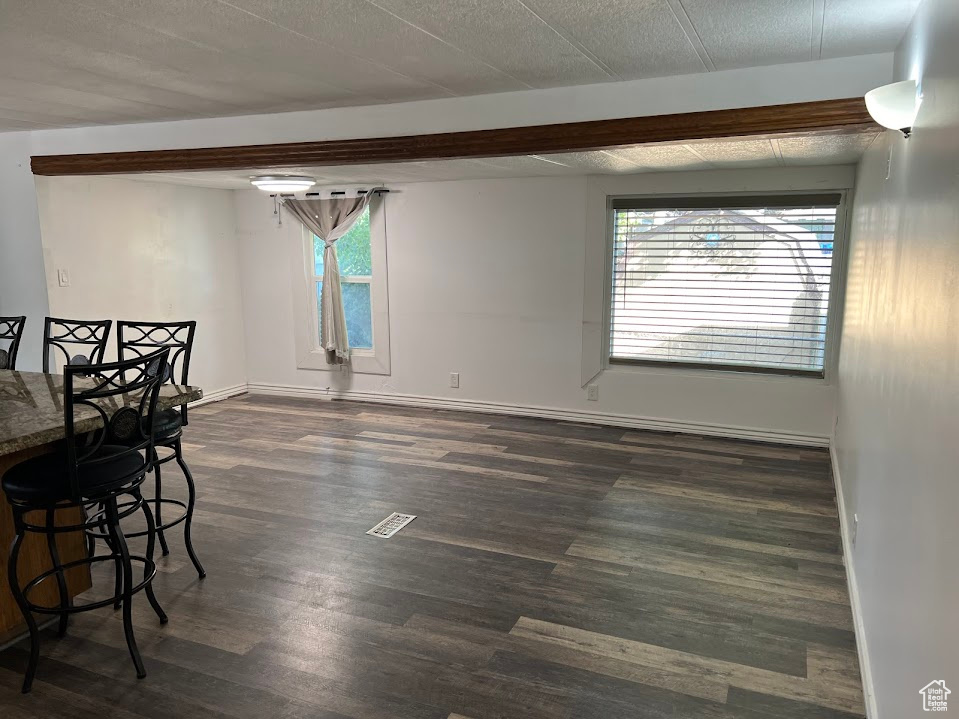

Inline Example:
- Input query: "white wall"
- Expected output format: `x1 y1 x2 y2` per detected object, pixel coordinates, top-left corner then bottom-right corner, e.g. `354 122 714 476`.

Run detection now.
35 176 248 397
834 0 959 716
0 133 49 369
236 169 844 444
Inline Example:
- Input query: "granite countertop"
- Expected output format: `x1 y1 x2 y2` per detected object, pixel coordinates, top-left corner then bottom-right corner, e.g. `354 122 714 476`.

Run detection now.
0 370 203 456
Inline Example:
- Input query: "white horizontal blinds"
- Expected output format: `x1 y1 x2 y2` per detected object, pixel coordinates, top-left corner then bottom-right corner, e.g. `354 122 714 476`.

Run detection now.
609 194 841 375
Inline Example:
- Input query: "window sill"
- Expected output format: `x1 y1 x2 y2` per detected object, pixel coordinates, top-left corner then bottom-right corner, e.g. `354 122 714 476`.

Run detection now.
295 348 389 376
602 360 831 385
609 357 825 379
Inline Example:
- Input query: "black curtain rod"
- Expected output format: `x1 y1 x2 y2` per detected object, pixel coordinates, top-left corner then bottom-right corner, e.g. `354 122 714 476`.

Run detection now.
316 189 390 197
272 188 390 199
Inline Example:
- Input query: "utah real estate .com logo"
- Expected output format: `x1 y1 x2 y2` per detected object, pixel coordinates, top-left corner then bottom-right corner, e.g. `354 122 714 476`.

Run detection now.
920 680 951 712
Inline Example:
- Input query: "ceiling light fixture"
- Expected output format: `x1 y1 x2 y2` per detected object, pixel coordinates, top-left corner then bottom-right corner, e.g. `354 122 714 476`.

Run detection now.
250 175 316 192
865 80 922 138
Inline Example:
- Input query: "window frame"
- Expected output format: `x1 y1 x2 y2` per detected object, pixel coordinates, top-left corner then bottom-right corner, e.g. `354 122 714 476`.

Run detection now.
580 168 856 388
290 194 391 375
308 213 375 357
602 190 850 380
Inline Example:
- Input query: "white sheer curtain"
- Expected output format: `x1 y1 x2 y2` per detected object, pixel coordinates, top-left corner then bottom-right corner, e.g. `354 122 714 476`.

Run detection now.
284 193 375 364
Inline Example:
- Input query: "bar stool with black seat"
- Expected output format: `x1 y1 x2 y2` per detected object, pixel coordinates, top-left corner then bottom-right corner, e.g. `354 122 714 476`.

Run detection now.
114 320 205 578
0 315 26 370
2 348 171 693
42 317 112 372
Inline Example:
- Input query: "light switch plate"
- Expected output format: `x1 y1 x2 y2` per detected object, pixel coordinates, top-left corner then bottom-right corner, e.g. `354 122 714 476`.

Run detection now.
57 268 70 287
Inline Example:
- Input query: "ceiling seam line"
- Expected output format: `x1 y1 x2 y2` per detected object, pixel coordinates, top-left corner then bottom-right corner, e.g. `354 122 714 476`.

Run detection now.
0 70 219 119
0 107 124 127
213 0 460 99
0 62 284 116
681 144 718 168
663 0 715 72
527 154 574 167
770 138 786 166
360 0 536 90
511 0 620 80
0 34 269 113
0 114 66 129
811 0 827 60
0 90 158 125
599 150 646 170
68 0 393 104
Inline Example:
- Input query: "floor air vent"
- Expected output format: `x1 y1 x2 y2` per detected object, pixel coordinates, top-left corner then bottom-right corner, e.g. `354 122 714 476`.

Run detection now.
367 513 417 538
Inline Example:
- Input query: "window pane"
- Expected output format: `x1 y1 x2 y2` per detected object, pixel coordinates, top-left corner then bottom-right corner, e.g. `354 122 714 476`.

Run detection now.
316 281 373 350
342 282 373 349
312 207 372 276
336 208 372 276
609 204 838 374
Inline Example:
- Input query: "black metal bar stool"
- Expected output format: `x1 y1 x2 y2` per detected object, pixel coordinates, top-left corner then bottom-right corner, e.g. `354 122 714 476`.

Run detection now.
42 317 112 372
2 349 171 693
111 320 205 578
0 315 26 370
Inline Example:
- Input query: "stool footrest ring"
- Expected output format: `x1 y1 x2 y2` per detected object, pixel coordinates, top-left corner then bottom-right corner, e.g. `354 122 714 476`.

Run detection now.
21 553 159 615
85 497 188 539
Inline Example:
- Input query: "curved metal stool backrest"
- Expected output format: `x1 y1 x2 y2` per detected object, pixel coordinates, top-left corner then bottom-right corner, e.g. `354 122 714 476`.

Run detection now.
0 316 26 370
115 320 205 579
63 348 170 503
43 317 112 373
117 321 196 426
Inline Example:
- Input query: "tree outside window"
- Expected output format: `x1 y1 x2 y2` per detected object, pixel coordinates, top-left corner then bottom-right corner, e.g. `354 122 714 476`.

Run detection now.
313 207 374 350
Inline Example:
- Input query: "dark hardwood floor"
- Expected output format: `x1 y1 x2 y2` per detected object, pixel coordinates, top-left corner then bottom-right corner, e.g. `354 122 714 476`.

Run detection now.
0 394 864 718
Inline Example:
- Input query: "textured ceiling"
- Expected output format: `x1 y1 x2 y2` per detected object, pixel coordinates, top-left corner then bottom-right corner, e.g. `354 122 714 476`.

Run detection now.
111 129 880 188
0 0 919 132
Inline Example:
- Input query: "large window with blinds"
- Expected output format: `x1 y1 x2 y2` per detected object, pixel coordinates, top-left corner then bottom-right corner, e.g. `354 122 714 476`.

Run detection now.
609 194 843 376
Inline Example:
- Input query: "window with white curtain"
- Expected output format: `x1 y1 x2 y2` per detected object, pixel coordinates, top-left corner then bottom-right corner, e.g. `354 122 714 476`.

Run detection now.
608 194 844 377
290 195 390 375
311 206 373 352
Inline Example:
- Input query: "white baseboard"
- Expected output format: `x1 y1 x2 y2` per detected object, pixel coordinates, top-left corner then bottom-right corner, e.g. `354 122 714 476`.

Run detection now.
831 443 878 719
189 383 248 407
245 382 829 447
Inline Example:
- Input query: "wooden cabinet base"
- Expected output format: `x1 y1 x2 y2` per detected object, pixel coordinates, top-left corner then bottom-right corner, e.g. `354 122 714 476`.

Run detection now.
0 445 92 637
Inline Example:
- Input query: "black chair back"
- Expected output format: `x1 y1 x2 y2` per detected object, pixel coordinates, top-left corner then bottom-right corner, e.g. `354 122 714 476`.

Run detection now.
43 317 112 373
63 348 169 504
117 321 196 425
0 316 26 370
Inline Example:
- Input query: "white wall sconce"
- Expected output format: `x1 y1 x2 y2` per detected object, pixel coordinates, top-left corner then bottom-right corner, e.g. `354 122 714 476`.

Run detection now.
865 80 922 138
250 175 316 192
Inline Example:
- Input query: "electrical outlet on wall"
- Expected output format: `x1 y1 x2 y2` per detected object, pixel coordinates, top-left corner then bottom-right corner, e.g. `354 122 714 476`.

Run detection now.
449 372 459 389
587 384 599 401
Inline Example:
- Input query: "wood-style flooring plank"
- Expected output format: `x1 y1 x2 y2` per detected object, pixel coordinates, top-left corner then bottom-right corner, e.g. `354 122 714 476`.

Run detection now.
0 395 863 718
510 617 864 714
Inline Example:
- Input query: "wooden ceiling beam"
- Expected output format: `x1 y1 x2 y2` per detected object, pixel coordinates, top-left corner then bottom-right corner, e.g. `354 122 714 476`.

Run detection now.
30 98 876 176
